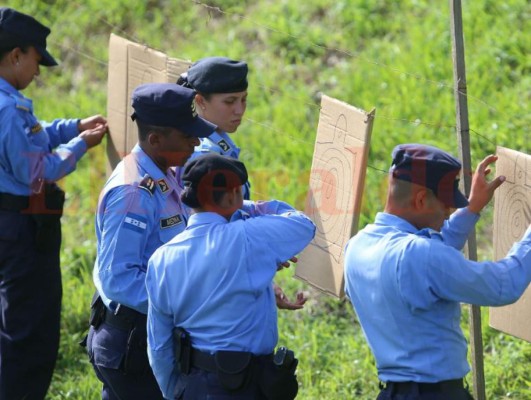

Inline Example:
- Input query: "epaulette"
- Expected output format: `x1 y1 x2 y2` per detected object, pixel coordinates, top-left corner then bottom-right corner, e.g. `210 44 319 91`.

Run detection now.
12 95 32 112
415 228 443 241
139 174 156 196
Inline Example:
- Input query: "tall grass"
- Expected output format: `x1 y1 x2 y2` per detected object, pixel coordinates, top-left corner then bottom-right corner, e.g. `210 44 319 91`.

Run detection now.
5 0 529 398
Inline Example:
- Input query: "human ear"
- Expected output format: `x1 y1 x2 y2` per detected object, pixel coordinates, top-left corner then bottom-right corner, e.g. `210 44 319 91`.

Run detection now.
195 94 207 111
413 188 428 211
147 131 161 147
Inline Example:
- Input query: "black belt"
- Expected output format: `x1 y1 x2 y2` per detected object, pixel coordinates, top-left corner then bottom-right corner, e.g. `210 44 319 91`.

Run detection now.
0 184 64 213
0 192 29 211
385 379 464 394
191 348 273 373
102 304 146 331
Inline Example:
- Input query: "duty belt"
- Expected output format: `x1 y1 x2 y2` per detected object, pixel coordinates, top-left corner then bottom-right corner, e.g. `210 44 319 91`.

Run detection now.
103 303 146 331
385 379 464 394
0 192 29 211
190 348 273 373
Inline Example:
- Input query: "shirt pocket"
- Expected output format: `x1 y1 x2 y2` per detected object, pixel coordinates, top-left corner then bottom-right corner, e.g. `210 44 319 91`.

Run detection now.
158 214 186 244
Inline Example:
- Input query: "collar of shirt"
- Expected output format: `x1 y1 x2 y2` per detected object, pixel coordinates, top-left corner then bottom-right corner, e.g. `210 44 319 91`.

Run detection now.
373 212 419 234
131 144 180 197
186 208 251 228
187 211 228 228
0 77 32 108
0 77 18 96
208 131 239 152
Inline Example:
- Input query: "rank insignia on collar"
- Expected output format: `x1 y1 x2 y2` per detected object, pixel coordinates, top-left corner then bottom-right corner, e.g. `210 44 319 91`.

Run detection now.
139 175 156 196
158 179 169 193
218 139 230 152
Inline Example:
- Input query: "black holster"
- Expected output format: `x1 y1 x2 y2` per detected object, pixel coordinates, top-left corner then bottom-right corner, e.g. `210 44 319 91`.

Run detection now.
259 347 299 400
214 351 253 392
29 184 65 252
89 292 105 329
173 327 192 374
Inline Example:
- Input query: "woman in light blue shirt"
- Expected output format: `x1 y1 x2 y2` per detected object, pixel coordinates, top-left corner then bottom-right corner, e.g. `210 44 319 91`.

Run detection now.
146 154 316 399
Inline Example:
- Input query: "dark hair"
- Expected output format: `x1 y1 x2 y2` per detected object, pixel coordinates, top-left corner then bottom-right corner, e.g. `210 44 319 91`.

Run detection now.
181 185 228 208
0 30 30 60
135 121 174 141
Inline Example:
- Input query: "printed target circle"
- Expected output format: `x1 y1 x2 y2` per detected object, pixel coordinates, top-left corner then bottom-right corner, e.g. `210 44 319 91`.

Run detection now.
495 185 530 253
312 147 352 247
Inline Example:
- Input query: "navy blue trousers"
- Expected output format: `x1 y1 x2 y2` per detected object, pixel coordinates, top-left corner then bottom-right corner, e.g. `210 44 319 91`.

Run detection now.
173 368 267 400
87 320 163 400
0 210 62 400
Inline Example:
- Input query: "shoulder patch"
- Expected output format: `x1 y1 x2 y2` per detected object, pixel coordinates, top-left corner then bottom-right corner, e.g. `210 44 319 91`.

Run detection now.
139 175 156 196
217 139 231 152
124 212 148 233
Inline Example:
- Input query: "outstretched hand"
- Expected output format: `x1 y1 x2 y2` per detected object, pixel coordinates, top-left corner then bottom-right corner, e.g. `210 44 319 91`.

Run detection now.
274 284 307 310
467 154 506 214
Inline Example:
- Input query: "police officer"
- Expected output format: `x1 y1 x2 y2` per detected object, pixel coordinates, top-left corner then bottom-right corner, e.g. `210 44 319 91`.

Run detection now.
177 56 250 197
344 144 531 400
178 57 306 310
0 7 107 399
146 153 316 399
86 83 215 399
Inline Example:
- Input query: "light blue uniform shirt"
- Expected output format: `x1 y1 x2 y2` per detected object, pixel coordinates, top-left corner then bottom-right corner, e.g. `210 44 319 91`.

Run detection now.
93 144 189 314
191 130 251 199
0 77 86 195
146 200 316 398
344 208 531 383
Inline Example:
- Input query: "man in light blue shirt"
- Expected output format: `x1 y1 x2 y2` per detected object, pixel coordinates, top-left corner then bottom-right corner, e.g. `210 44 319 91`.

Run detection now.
86 83 216 399
344 143 530 400
146 154 316 399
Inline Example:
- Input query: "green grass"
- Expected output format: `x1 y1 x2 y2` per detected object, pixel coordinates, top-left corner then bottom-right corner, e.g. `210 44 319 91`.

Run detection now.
5 0 530 398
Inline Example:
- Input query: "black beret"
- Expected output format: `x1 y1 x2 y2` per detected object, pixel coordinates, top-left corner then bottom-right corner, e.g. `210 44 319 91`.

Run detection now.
181 154 248 208
0 7 57 66
131 83 216 138
390 143 468 208
183 57 248 94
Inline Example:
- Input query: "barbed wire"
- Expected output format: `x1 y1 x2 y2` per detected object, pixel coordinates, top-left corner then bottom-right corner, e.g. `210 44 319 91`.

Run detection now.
33 1 529 169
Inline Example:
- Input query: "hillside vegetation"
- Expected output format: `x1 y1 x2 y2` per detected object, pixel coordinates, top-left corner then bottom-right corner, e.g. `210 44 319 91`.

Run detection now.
6 0 530 398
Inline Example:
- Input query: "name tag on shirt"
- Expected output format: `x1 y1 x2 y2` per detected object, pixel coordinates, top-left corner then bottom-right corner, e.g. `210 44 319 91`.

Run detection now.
160 214 184 229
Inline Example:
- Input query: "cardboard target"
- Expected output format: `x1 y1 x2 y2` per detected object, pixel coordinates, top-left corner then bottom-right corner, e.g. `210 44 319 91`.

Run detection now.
295 95 375 298
489 146 531 342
